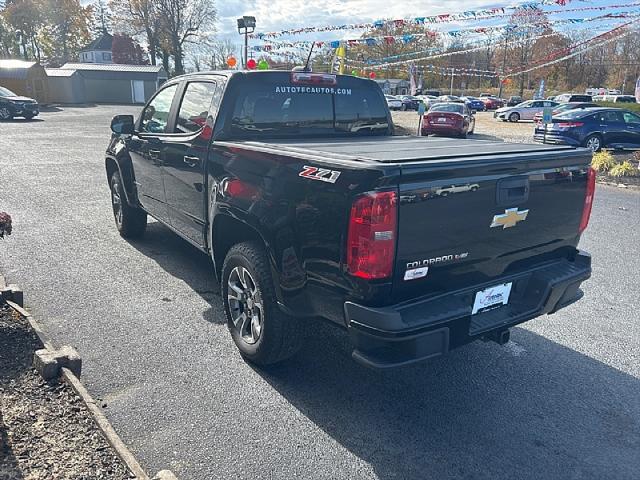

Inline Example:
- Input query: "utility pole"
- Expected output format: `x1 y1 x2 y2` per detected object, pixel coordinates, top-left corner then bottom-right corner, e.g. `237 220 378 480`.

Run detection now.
450 68 455 95
498 32 509 98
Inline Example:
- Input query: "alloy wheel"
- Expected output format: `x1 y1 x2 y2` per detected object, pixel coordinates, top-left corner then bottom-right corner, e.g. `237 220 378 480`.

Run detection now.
586 136 601 152
227 266 263 345
0 108 10 120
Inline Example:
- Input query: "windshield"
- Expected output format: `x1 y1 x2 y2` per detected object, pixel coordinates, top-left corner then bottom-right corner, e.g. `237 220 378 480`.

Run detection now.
226 74 391 139
0 86 16 97
430 103 463 114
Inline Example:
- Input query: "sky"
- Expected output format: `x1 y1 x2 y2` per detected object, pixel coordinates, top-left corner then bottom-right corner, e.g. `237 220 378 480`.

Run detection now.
215 0 627 45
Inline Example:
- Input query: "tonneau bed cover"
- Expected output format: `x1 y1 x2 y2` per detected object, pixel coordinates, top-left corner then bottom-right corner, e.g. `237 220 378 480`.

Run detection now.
219 136 577 163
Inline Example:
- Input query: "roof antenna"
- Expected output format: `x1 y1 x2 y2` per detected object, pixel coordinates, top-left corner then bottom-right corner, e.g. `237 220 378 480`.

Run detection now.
303 42 315 72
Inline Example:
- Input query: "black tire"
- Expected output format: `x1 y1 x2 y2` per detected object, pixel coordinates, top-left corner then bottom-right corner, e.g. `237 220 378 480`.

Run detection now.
583 134 602 152
222 242 303 366
509 112 520 123
459 131 468 139
109 171 147 238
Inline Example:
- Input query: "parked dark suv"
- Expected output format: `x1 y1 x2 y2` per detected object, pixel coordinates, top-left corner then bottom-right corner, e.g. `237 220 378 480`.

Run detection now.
0 86 39 120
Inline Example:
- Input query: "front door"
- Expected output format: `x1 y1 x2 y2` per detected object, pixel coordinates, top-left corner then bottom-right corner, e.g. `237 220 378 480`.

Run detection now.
162 80 220 246
622 111 640 147
128 83 178 221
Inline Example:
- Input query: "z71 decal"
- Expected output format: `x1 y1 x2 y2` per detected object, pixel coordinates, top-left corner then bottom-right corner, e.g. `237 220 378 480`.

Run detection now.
299 166 341 184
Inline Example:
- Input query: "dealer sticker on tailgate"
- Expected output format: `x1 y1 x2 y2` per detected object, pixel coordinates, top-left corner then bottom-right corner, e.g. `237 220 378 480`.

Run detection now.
472 282 512 315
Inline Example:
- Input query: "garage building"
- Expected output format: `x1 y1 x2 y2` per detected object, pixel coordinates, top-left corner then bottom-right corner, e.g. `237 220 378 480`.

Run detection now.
45 68 86 104
55 63 168 104
0 59 49 102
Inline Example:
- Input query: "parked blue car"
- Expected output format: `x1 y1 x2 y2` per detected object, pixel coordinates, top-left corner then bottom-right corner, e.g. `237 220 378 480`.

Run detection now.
460 96 486 112
398 95 422 111
534 107 640 152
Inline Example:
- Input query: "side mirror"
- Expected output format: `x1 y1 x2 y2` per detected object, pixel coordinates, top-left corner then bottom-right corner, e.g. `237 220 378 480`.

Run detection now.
111 115 135 135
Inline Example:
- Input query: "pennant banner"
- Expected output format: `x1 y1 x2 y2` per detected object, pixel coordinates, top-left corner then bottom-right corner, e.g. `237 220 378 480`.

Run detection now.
251 10 640 52
247 0 640 39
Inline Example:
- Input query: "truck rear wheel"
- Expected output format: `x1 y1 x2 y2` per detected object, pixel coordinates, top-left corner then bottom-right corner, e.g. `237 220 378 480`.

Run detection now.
109 171 147 238
222 242 303 366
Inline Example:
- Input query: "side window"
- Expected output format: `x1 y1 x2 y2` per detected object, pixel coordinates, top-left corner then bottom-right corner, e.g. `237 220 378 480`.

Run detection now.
602 111 623 123
175 82 218 134
140 84 178 134
531 101 543 108
623 112 640 124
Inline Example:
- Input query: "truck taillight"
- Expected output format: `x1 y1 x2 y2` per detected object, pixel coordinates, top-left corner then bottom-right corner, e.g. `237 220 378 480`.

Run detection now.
347 190 397 280
579 167 596 234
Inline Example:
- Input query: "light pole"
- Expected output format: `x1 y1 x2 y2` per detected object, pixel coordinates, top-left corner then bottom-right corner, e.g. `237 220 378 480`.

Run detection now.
237 16 256 69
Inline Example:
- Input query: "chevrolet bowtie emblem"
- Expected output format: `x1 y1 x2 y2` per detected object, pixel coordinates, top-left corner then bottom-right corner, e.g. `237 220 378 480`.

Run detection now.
490 208 529 229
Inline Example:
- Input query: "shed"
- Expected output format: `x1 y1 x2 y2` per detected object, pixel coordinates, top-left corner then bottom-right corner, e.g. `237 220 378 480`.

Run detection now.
60 63 168 104
45 68 86 104
375 78 410 96
0 59 49 102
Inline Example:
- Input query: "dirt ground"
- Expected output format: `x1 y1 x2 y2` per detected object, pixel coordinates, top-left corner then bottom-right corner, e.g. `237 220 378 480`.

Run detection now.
0 303 133 480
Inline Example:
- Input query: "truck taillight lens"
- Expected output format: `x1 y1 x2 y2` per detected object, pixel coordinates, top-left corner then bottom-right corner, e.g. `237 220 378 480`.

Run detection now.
579 167 596 234
347 190 397 279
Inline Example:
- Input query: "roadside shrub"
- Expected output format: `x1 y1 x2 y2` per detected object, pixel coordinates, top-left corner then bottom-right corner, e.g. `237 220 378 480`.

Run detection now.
591 151 616 172
609 161 639 177
0 212 11 239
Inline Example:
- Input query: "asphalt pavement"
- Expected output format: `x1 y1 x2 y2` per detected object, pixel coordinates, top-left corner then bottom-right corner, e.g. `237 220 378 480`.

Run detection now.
1 105 639 480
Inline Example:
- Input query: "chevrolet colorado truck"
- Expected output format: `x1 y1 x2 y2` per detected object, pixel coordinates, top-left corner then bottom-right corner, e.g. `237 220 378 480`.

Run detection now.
105 71 594 368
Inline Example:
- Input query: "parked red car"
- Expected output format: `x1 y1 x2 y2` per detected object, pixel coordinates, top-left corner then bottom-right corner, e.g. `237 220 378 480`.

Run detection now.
480 96 504 110
421 102 475 138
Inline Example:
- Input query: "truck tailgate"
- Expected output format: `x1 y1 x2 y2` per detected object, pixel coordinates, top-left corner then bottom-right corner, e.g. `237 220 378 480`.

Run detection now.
393 148 592 302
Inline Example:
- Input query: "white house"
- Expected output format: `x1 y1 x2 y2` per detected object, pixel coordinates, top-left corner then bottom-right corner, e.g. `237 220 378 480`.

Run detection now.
80 32 113 64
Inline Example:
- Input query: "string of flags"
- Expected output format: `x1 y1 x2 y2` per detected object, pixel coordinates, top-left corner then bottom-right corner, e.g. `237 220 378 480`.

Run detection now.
250 10 640 52
249 0 590 39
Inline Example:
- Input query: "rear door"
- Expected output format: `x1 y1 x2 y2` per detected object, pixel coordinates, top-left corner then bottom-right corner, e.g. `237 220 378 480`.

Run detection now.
597 110 626 146
129 82 179 221
162 80 221 246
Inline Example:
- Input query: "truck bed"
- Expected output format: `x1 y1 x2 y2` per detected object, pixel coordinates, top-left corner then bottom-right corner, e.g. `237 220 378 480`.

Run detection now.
220 136 578 164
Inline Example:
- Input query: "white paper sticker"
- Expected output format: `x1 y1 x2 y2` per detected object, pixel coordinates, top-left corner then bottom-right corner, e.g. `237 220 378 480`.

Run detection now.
472 282 512 315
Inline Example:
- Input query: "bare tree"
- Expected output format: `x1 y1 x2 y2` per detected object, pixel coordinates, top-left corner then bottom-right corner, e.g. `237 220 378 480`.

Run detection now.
202 39 235 70
109 0 160 65
156 0 215 75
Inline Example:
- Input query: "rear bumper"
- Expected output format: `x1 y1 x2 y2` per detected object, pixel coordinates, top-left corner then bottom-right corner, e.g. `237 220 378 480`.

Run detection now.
344 252 591 369
533 133 581 146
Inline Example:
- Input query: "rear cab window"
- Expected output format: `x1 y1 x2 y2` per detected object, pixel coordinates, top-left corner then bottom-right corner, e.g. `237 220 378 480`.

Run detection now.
222 72 391 139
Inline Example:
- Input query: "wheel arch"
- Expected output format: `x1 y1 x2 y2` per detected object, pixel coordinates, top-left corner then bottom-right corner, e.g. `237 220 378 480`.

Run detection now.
211 213 271 282
105 155 138 206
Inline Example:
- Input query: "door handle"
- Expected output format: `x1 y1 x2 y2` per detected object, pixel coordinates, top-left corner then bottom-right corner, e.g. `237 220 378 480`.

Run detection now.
183 156 200 167
149 149 161 159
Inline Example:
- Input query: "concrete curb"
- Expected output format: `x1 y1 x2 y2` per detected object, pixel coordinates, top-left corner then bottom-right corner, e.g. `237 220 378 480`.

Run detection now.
2 278 178 480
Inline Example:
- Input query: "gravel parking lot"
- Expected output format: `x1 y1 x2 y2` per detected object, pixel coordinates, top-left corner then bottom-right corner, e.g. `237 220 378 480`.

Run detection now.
393 110 554 143
1 105 639 480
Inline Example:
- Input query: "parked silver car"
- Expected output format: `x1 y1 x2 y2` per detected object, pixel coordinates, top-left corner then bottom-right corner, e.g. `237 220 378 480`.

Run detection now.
385 94 402 110
494 100 559 122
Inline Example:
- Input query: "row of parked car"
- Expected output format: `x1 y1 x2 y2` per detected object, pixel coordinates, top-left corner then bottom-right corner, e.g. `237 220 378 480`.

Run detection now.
385 93 507 112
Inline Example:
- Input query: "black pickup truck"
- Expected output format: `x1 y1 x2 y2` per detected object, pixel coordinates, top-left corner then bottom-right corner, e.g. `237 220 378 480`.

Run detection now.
106 71 594 368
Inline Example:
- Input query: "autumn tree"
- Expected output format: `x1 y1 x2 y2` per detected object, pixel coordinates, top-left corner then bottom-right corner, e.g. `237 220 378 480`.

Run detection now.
112 33 147 64
39 0 92 65
109 0 160 65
